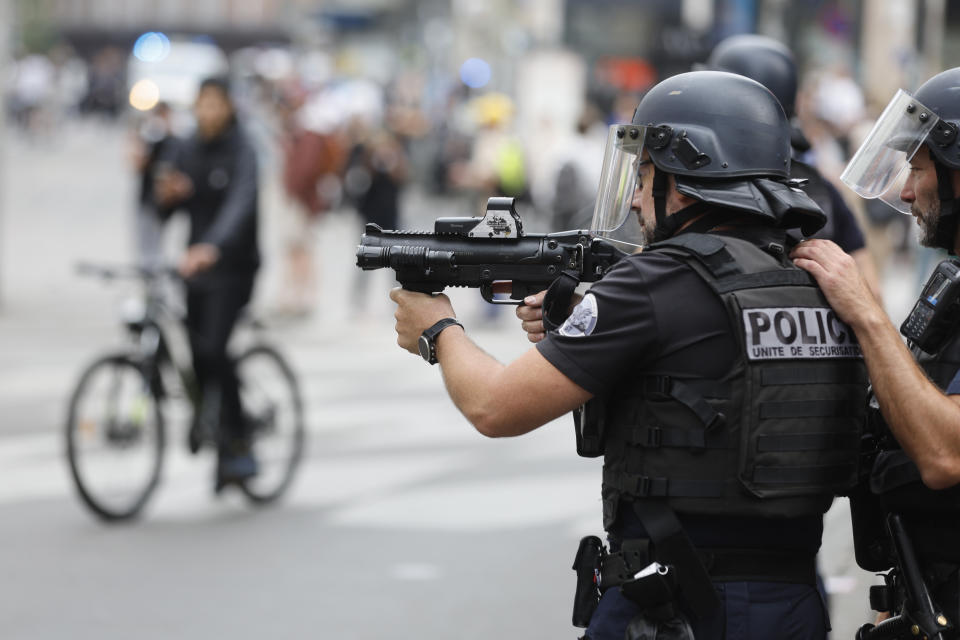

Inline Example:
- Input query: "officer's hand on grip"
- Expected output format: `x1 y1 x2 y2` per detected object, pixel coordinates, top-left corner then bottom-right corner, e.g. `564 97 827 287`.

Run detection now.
516 291 548 343
390 287 458 355
516 290 583 343
791 239 882 329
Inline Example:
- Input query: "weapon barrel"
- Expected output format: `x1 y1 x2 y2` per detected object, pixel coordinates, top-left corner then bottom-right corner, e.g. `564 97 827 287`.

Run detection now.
356 245 455 271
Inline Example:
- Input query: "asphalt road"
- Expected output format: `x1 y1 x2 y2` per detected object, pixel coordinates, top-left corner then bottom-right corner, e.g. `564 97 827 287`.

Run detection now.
0 119 896 639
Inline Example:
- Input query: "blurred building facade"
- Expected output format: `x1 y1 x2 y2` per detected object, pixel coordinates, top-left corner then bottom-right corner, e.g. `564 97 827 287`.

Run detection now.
12 0 959 97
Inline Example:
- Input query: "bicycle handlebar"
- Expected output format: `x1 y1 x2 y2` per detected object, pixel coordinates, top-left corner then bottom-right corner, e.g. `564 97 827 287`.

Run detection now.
75 262 181 282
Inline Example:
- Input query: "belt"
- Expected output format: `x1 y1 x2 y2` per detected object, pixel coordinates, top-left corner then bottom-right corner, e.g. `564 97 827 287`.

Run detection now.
599 540 816 590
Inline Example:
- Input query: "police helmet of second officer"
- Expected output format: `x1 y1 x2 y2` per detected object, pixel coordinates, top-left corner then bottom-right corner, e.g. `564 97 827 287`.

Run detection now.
590 70 825 251
842 67 960 253
701 34 798 118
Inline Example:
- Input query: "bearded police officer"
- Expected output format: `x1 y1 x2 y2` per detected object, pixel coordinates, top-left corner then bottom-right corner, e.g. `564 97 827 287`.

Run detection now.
702 35 882 301
793 68 960 636
391 70 866 639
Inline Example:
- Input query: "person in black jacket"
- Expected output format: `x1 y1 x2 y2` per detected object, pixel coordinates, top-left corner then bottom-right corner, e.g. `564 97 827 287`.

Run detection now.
154 76 260 490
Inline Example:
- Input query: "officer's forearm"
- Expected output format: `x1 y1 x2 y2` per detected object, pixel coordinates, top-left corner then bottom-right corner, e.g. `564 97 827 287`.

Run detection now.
854 312 960 489
434 328 511 437
434 329 590 438
851 248 883 304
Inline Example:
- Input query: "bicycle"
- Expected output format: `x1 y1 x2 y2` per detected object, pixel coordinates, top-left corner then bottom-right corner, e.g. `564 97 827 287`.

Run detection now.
65 263 305 522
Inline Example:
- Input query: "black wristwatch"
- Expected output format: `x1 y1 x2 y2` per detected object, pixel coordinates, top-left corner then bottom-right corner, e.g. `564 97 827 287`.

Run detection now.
418 318 463 365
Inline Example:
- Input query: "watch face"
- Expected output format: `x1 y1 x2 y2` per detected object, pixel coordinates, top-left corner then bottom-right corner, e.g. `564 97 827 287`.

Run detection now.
418 335 432 362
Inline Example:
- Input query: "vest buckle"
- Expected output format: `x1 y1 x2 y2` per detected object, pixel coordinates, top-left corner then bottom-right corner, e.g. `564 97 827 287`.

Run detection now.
634 475 652 497
644 427 663 448
644 375 672 395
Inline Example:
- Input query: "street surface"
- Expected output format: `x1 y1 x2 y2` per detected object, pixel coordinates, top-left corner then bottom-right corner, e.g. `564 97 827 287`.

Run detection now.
0 120 901 639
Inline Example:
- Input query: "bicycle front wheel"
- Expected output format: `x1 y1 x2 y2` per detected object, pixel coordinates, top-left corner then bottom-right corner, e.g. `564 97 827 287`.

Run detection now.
235 344 305 504
65 354 164 522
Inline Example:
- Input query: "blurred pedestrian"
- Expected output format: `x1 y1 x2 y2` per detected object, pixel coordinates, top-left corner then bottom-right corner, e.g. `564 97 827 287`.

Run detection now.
345 123 409 311
80 47 125 119
130 101 175 268
548 103 607 231
9 53 55 134
153 77 261 490
274 87 347 316
449 92 529 210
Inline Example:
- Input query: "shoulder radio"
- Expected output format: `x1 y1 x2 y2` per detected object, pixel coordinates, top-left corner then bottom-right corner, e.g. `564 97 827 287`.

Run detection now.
901 258 960 353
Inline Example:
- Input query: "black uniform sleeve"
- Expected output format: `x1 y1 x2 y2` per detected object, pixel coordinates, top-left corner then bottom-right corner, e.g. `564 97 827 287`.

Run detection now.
825 180 866 253
536 251 735 396
946 369 960 395
535 258 663 395
200 140 259 253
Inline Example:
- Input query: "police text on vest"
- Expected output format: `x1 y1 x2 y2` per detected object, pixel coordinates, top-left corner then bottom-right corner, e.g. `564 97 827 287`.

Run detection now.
742 307 862 360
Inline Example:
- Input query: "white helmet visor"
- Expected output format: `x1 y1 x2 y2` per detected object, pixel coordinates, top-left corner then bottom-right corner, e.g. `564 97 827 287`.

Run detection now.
589 124 648 250
840 90 940 214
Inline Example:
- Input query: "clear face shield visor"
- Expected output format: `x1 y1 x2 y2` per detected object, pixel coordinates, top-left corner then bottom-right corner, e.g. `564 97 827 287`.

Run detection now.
840 90 940 214
589 124 649 251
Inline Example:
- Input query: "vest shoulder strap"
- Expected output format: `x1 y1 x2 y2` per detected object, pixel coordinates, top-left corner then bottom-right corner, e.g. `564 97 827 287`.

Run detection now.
650 233 742 279
650 232 816 293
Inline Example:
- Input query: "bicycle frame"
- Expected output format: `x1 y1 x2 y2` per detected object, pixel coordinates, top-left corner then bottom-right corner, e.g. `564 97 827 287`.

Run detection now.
70 261 306 517
122 271 199 410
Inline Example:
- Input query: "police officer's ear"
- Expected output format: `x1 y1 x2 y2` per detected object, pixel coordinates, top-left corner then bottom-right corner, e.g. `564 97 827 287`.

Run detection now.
668 180 697 213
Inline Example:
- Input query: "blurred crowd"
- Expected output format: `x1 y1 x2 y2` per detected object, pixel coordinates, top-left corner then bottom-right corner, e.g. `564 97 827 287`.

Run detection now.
6 37 937 320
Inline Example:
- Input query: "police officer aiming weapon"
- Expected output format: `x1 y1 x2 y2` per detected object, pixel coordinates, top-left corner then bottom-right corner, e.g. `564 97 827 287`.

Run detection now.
356 196 626 319
384 70 866 640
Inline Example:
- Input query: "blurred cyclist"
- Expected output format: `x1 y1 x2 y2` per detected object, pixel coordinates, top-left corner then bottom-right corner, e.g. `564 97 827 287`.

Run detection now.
154 76 261 491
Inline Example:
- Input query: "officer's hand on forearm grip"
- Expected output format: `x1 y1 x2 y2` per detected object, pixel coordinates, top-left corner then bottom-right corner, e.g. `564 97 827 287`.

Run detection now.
517 290 583 343
516 291 548 343
517 290 583 342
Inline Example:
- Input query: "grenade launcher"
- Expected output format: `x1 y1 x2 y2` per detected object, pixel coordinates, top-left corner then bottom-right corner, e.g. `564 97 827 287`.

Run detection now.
355 197 625 304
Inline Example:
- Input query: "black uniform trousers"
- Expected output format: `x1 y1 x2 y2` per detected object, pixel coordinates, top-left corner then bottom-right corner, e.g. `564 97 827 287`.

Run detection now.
185 273 255 445
586 580 828 640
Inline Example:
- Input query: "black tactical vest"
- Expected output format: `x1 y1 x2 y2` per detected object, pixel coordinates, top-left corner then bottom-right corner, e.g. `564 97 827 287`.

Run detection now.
599 232 868 529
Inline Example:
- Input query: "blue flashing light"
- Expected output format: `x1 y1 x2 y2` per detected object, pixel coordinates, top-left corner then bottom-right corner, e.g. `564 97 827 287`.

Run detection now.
459 58 491 89
133 32 171 63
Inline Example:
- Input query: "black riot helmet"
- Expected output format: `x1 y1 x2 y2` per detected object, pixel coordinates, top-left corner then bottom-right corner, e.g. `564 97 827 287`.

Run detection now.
914 68 960 170
703 34 797 118
632 70 791 180
590 70 824 249
841 68 960 252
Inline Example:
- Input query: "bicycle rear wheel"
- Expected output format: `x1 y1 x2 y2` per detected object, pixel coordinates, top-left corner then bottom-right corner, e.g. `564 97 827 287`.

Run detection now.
65 354 164 522
235 344 305 504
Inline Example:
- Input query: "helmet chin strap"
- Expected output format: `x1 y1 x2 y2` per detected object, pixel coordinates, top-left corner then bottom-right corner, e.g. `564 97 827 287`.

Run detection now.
650 166 711 242
932 157 960 254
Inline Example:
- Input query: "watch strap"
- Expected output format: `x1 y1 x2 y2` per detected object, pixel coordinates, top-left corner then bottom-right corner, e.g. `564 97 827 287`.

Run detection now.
423 317 463 340
421 318 463 364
